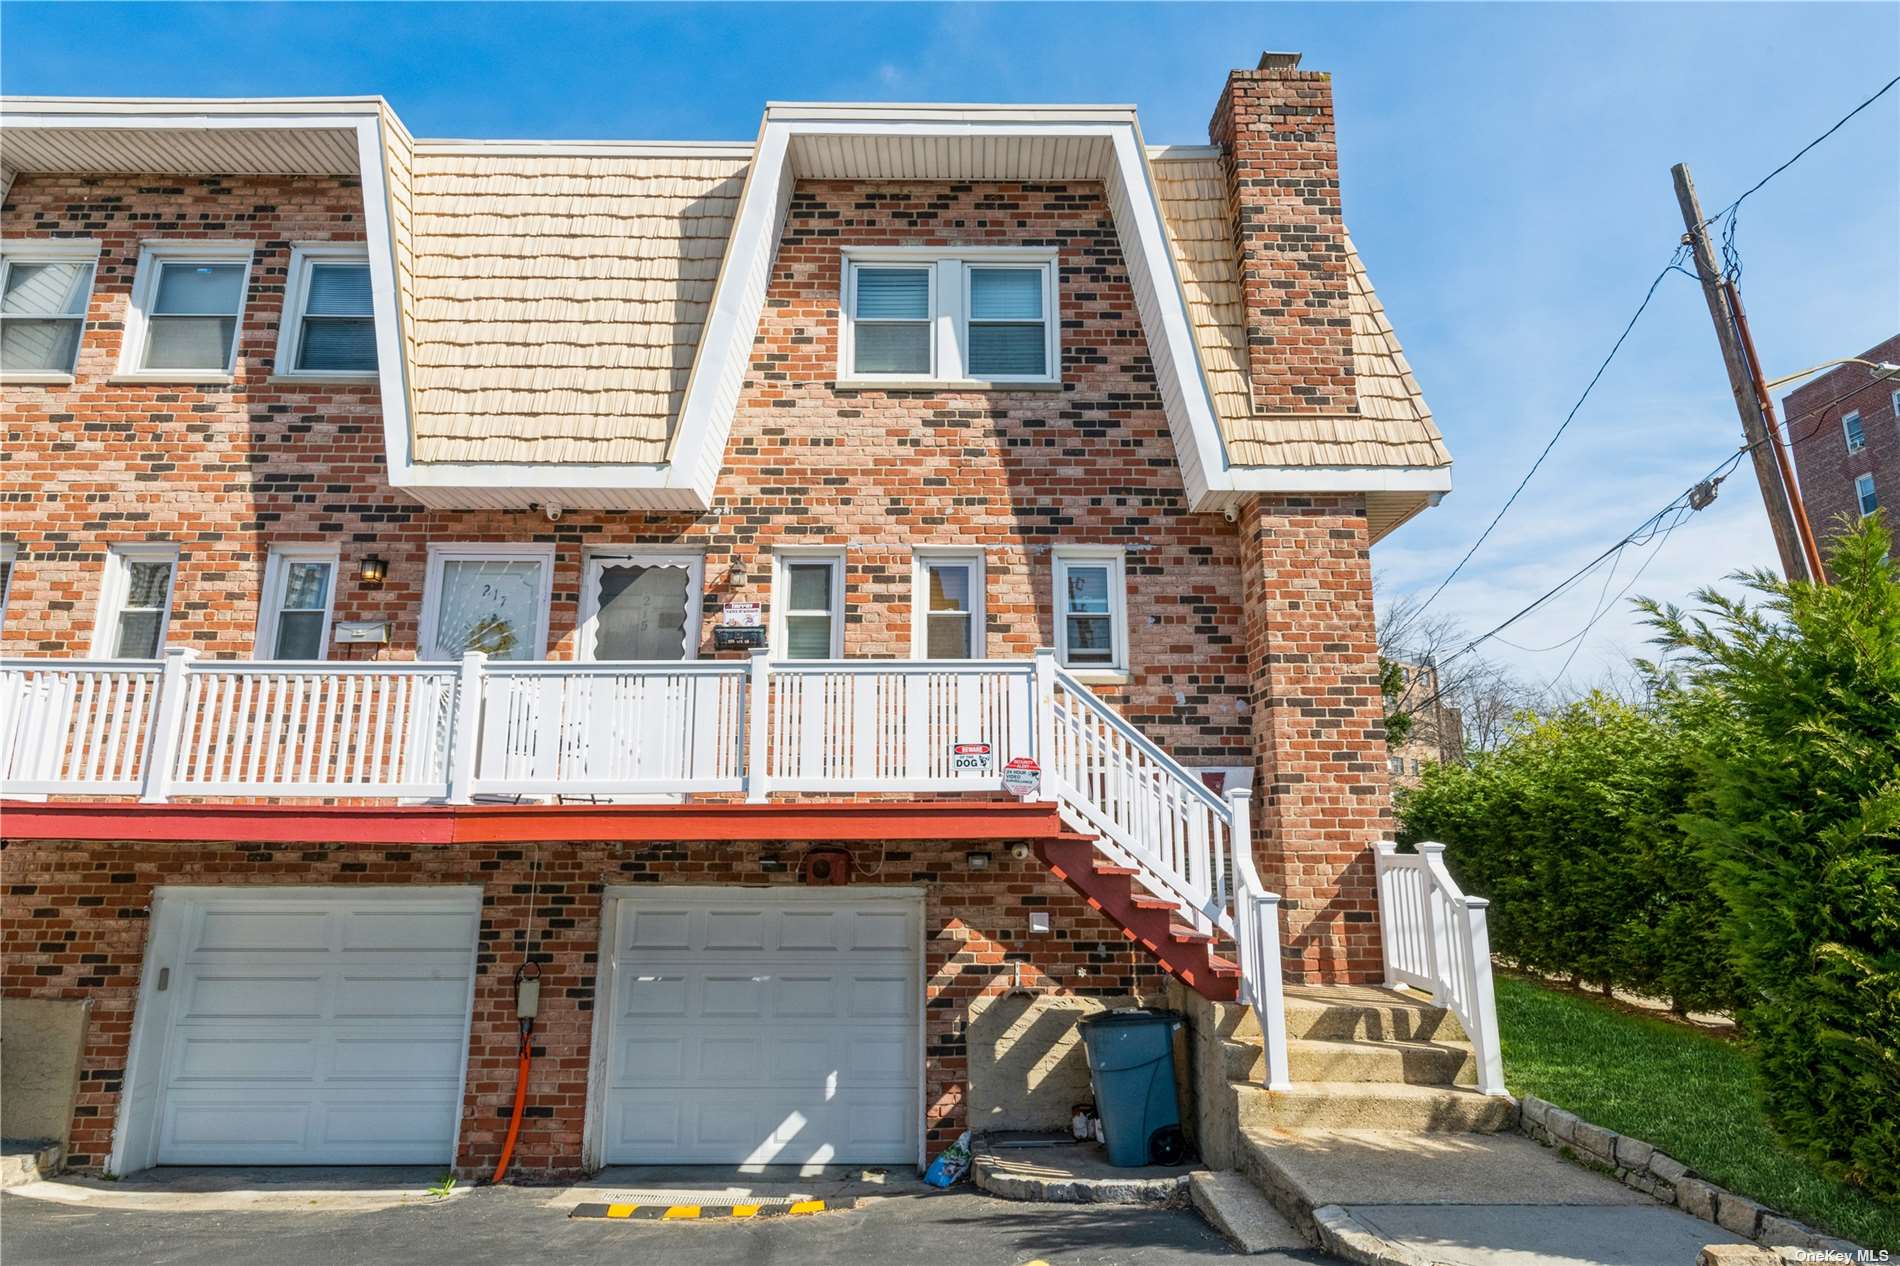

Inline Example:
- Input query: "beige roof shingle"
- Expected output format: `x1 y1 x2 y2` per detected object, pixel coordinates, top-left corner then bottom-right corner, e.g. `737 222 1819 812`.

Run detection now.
1151 157 1449 473
406 153 746 465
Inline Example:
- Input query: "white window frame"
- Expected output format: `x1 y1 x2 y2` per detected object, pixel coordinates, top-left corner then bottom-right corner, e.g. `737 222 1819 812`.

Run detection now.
837 247 1059 388
1842 410 1866 455
1856 473 1879 518
272 242 377 381
0 238 101 383
417 542 556 663
771 548 846 660
254 545 341 661
90 542 179 660
0 540 16 625
1052 547 1130 677
911 548 986 660
577 550 706 663
116 240 255 382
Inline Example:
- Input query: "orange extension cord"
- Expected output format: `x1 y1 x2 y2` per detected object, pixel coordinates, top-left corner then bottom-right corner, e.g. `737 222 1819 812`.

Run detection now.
490 1019 534 1184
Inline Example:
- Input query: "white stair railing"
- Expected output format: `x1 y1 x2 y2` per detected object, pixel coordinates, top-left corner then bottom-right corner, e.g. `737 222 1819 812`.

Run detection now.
1035 650 1290 1089
1374 841 1507 1095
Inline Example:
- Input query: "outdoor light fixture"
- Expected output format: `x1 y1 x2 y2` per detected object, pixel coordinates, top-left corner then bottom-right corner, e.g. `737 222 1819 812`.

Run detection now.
358 554 388 587
759 856 788 873
968 851 992 871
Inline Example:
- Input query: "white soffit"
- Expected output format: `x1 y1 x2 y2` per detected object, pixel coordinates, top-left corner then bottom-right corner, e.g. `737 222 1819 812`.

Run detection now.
666 105 1233 509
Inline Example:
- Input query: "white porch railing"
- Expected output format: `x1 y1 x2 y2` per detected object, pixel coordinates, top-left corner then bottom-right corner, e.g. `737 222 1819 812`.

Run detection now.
1374 841 1507 1095
0 643 1298 1090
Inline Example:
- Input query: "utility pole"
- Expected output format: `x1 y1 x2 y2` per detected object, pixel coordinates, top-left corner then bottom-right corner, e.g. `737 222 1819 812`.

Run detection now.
1671 163 1810 583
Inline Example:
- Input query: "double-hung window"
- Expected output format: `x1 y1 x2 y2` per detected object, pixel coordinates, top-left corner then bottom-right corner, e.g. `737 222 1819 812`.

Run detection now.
93 544 178 659
913 550 985 659
848 266 934 377
774 552 844 659
1843 410 1866 455
258 547 339 660
277 244 377 375
419 544 555 662
1053 549 1128 674
1856 473 1879 518
0 241 99 378
122 241 253 377
840 250 1057 386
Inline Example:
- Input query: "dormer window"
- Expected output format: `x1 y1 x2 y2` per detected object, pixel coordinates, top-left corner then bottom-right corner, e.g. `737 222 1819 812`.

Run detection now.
119 241 254 380
276 244 378 377
839 249 1058 388
0 240 99 379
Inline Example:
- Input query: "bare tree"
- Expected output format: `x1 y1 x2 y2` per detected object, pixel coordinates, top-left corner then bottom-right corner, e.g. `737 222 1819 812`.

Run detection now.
1375 583 1549 756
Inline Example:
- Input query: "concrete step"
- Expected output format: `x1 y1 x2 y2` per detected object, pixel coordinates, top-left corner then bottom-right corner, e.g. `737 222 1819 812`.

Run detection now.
1187 1169 1309 1254
1278 984 1468 1044
0 1141 61 1190
1233 1080 1517 1133
1224 1035 1477 1086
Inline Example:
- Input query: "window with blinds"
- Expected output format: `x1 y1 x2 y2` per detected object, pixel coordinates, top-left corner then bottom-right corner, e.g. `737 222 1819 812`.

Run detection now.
776 555 843 659
840 252 1056 385
296 262 377 373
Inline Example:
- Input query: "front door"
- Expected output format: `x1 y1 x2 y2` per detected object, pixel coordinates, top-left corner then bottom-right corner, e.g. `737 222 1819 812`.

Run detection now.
580 554 703 662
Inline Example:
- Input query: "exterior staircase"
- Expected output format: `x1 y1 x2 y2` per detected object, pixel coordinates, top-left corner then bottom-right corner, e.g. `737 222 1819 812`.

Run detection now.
1035 836 1241 1001
1224 985 1515 1133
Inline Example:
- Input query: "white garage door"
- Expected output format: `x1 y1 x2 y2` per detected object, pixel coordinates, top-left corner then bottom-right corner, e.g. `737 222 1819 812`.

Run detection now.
140 889 480 1165
600 888 921 1165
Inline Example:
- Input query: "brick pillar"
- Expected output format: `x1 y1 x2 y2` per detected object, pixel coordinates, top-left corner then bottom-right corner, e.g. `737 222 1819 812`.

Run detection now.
1237 493 1390 983
1208 58 1356 414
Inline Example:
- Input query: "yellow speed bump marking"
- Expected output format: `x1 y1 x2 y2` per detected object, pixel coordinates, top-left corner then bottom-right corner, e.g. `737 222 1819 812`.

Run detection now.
569 1196 856 1221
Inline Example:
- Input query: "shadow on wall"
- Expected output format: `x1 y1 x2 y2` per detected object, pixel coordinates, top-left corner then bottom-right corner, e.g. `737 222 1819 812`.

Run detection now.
1 996 91 1154
967 992 1142 1134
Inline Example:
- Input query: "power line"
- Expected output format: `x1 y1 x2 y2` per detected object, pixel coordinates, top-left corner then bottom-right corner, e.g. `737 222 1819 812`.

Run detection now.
1699 73 1900 229
1409 244 1691 619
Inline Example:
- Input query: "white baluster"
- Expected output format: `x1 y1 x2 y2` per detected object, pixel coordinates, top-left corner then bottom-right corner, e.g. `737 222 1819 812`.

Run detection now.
446 652 486 804
746 649 771 803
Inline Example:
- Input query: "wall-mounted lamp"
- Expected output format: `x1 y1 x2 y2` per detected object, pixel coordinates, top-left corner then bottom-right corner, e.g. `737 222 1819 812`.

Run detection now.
359 554 388 587
968 852 992 871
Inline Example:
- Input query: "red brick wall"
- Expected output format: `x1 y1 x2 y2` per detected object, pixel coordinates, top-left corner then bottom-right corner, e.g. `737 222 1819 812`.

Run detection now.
1208 68 1356 415
0 837 1162 1176
1237 493 1389 983
1784 333 1900 550
1 173 1254 764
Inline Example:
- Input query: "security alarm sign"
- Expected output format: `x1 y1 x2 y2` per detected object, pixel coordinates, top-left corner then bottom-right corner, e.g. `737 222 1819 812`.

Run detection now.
1002 756 1042 798
951 742 993 773
722 601 763 628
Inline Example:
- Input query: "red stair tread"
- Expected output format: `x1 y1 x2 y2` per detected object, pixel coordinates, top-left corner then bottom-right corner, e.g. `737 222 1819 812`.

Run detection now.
1168 924 1214 943
1206 952 1241 976
1129 895 1179 910
1093 864 1141 877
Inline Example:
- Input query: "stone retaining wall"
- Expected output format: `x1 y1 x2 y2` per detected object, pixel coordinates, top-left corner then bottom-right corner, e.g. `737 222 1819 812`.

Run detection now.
1518 1095 1866 1256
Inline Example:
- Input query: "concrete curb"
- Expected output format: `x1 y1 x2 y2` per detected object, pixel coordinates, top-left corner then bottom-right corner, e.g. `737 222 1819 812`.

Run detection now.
1309 1204 1436 1266
1517 1095 1867 1257
972 1149 1190 1205
0 1142 62 1191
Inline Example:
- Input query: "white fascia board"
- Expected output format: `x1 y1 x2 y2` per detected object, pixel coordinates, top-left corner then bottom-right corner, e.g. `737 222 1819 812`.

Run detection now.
664 111 1232 511
0 95 387 114
395 461 678 490
415 139 754 158
1219 465 1455 493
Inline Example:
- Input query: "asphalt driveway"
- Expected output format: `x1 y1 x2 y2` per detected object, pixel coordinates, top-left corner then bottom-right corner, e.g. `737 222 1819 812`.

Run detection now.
1 1180 1333 1266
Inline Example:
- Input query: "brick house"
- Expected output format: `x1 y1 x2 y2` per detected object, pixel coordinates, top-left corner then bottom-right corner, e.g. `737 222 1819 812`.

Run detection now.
0 56 1505 1183
1782 333 1900 549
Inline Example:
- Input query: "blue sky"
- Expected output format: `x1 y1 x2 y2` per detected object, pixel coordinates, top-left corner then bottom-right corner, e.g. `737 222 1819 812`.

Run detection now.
5 2 1897 687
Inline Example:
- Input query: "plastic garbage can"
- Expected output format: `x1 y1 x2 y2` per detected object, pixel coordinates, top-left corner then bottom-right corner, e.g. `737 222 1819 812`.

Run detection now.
1079 1008 1187 1167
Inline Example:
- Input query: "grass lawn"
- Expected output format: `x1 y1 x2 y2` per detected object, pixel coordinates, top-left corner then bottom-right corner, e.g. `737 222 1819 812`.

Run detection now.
1495 972 1899 1249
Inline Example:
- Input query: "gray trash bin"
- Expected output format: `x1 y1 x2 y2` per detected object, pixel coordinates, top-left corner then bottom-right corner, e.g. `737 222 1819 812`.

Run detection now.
1079 1007 1187 1167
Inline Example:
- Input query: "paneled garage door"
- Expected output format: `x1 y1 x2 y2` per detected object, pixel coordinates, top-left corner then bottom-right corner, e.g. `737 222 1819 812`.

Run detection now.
136 889 480 1166
600 888 921 1165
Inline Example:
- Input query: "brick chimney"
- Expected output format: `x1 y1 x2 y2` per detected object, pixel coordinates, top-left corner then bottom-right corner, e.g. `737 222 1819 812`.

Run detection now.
1209 53 1357 415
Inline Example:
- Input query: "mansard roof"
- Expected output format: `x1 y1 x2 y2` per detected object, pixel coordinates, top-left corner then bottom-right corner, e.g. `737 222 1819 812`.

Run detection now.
0 95 1450 534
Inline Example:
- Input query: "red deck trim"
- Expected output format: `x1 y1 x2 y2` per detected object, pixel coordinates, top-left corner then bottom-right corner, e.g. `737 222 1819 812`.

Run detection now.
0 798 1068 845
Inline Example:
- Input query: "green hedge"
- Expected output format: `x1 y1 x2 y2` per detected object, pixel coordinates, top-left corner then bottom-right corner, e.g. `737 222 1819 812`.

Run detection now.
1399 694 1743 1015
1643 514 1900 1199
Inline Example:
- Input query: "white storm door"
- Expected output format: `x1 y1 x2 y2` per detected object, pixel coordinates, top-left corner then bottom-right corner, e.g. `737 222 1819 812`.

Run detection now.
143 888 479 1165
600 888 921 1165
579 554 702 662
